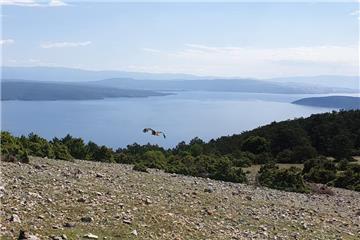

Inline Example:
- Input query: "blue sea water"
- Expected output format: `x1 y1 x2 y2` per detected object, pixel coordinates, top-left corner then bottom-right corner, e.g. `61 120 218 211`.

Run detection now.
1 91 346 149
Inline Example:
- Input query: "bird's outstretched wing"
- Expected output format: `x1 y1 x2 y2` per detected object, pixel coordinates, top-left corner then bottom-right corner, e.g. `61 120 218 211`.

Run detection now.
157 131 166 138
143 128 154 133
143 128 166 138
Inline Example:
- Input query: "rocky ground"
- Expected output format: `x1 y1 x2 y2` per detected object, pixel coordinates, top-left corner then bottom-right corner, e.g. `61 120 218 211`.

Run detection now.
1 157 359 240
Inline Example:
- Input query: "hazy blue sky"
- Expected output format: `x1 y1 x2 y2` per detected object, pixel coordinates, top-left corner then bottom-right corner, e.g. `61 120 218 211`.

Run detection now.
1 1 359 78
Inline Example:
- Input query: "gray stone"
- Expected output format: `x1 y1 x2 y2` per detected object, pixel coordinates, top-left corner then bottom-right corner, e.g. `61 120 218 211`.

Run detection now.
131 229 138 236
10 214 21 223
81 216 93 223
83 233 98 239
17 230 40 240
63 222 76 228
204 187 214 193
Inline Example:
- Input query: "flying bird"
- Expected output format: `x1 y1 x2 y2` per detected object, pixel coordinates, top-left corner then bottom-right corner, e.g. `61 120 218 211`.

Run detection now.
143 128 166 138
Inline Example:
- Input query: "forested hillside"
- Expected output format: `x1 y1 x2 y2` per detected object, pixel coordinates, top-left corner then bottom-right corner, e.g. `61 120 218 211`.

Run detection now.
2 110 360 192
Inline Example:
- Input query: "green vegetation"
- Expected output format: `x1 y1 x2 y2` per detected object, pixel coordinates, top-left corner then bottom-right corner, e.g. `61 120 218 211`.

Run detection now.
1 110 359 191
302 157 337 184
257 163 309 193
133 162 148 173
302 157 360 191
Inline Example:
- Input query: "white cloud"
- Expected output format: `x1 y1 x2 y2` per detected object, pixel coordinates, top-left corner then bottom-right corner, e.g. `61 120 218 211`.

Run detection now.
0 39 14 45
148 44 357 65
139 44 358 77
41 41 92 49
48 0 66 6
142 48 163 53
350 9 360 19
350 10 360 15
0 0 68 7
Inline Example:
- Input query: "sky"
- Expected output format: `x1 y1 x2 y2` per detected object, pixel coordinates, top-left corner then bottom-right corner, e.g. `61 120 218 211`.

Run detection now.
1 0 359 78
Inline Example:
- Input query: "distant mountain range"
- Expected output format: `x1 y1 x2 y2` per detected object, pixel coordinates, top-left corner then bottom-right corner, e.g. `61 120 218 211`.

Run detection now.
2 66 359 90
1 81 167 101
293 96 360 110
1 66 208 81
91 78 354 94
268 75 359 90
1 66 359 100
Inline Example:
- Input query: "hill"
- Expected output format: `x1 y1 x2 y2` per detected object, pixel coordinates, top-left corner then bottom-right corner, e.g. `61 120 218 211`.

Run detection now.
292 96 360 110
1 157 359 239
93 78 354 94
1 66 207 82
268 75 359 90
1 81 168 101
2 66 358 93
2 110 360 193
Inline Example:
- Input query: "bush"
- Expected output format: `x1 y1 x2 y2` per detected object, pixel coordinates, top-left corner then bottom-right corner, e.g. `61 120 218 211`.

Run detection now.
290 145 317 163
142 150 167 169
303 157 336 174
22 133 54 158
332 165 360 191
59 134 88 159
133 162 148 173
114 152 137 164
1 153 29 164
210 156 247 183
1 132 29 163
276 149 293 163
276 145 317 164
257 163 309 193
303 157 337 184
337 159 349 171
304 167 336 184
241 136 270 154
253 152 273 164
231 151 255 167
166 154 193 175
52 143 73 161
330 134 353 160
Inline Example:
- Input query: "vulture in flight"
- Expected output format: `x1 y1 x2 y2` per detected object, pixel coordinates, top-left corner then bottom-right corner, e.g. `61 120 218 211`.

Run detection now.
143 128 166 138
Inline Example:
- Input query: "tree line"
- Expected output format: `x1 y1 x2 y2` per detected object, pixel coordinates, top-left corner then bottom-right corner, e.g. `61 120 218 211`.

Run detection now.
1 110 359 192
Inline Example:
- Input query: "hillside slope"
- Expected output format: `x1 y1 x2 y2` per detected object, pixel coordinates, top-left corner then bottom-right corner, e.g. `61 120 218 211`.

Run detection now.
1 81 167 101
1 157 359 240
94 78 355 94
292 96 360 110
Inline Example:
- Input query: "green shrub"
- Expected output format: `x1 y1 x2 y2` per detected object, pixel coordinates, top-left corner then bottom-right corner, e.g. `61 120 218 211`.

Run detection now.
242 136 270 154
59 134 88 159
337 159 349 171
231 151 255 167
290 145 317 163
166 154 192 175
330 134 353 160
52 143 73 161
253 152 273 164
142 150 167 169
133 162 148 173
303 157 337 184
276 146 316 164
1 132 29 163
276 149 293 163
258 163 309 193
22 133 54 158
333 165 360 191
304 167 336 184
210 156 247 183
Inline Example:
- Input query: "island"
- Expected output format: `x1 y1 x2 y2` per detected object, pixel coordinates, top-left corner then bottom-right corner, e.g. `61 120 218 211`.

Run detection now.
292 96 360 110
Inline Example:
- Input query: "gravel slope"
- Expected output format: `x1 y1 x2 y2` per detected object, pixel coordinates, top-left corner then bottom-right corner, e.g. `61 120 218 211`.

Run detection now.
1 157 359 239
